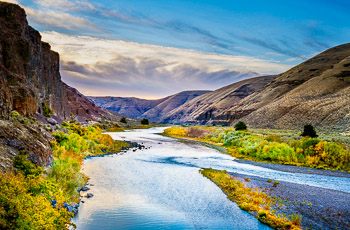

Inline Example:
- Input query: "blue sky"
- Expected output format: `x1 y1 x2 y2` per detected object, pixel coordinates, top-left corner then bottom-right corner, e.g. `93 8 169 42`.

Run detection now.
6 0 350 98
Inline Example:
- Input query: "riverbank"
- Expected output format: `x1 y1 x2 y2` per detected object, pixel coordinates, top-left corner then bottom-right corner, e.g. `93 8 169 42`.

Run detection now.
165 133 350 178
164 127 350 229
228 172 350 230
163 126 350 173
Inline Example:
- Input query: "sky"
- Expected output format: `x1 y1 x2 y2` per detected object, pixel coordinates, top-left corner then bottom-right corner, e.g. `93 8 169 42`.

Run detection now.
5 0 350 98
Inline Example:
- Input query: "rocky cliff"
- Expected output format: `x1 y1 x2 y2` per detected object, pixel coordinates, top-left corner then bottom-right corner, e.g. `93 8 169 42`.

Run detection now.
0 2 117 122
0 2 121 171
91 90 211 122
161 43 350 131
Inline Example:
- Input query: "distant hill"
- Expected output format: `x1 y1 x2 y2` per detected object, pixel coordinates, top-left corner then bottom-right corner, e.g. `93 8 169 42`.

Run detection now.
90 90 211 122
161 43 350 131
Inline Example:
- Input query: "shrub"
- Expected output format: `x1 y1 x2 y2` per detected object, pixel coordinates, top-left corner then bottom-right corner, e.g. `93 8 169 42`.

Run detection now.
11 111 20 120
42 103 53 118
200 169 300 229
61 121 69 127
265 134 282 143
13 152 43 177
186 127 208 138
52 131 69 144
0 173 73 229
301 138 321 156
120 117 127 124
164 127 187 137
273 181 280 187
234 121 247 131
301 124 318 138
140 118 149 125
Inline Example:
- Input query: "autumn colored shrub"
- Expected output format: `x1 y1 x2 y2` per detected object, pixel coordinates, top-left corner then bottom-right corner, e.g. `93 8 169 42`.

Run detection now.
200 168 301 229
164 126 350 171
186 127 208 138
164 127 187 137
13 152 43 177
52 123 129 158
0 173 74 229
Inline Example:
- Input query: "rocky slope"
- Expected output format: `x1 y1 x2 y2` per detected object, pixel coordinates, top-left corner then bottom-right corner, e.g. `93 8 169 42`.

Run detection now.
91 90 211 122
162 76 276 125
0 2 121 171
0 2 117 123
161 43 350 131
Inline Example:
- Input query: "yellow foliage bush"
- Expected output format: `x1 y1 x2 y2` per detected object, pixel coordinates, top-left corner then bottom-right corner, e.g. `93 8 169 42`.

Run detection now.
164 126 350 171
0 173 73 229
163 127 187 137
200 168 301 230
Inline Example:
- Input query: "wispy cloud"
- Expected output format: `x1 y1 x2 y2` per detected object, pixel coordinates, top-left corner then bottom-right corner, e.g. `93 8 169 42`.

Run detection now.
25 7 98 31
238 34 302 57
16 0 241 54
41 32 291 98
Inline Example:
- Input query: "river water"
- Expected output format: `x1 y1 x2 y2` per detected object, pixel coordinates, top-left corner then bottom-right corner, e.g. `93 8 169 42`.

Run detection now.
74 127 350 229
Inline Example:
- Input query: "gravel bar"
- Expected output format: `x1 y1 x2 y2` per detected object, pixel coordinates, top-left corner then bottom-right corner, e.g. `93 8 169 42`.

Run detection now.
228 172 350 230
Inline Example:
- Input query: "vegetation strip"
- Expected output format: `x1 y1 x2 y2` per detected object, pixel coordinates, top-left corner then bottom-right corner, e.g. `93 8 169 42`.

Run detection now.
200 168 301 230
0 120 129 229
164 126 350 172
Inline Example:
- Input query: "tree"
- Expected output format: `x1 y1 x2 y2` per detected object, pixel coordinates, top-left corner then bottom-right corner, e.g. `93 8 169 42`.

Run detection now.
140 118 149 125
120 117 127 124
301 124 318 138
234 121 247 131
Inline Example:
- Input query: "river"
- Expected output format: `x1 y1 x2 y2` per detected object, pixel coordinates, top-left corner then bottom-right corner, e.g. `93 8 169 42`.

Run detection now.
73 127 350 229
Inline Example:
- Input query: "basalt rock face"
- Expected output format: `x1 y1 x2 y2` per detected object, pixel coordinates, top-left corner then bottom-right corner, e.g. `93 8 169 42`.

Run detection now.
0 2 116 122
0 120 54 172
162 43 350 131
0 2 119 171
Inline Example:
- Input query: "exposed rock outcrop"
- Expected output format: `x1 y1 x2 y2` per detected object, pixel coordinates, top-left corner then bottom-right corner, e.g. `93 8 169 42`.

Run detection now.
0 2 117 122
0 2 121 171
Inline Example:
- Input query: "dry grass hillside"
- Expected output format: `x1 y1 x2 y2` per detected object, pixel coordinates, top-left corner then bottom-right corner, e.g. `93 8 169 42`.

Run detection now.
162 43 350 131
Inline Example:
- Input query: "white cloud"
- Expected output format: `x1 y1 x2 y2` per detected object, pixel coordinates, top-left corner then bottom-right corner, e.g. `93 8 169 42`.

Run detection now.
33 0 95 12
39 32 292 98
24 8 98 31
42 31 291 74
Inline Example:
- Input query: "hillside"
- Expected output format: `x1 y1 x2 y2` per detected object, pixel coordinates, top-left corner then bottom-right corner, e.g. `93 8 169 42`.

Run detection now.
162 75 276 125
161 43 350 131
91 90 211 122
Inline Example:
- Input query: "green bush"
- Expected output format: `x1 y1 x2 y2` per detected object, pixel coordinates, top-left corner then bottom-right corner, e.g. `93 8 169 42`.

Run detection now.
140 118 149 125
301 138 320 156
42 103 53 118
120 117 127 124
234 121 247 131
13 152 43 177
301 124 318 138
